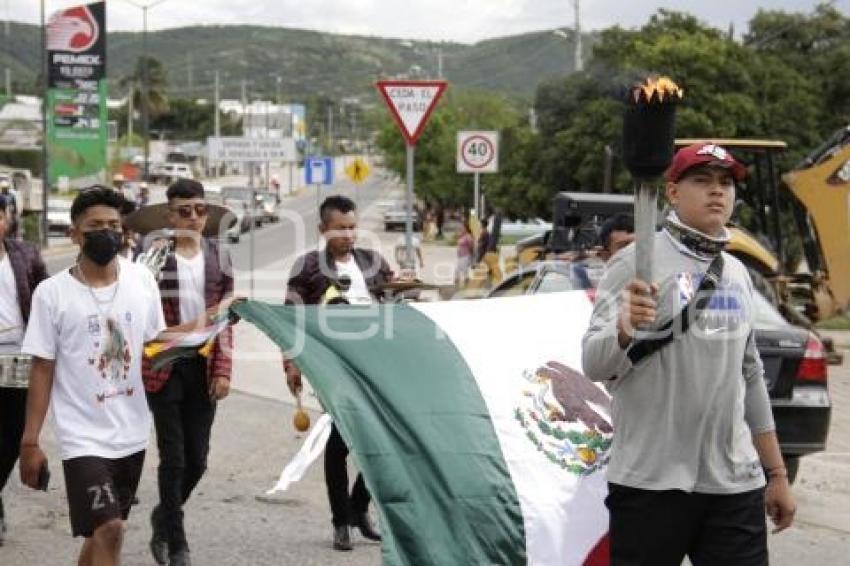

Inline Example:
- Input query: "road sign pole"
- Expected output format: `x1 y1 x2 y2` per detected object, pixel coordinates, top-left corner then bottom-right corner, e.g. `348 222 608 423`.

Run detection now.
405 144 415 270
315 182 321 242
288 162 294 195
249 189 256 299
474 172 480 220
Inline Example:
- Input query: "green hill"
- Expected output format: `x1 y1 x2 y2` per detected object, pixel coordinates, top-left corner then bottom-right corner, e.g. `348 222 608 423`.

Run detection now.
0 22 589 100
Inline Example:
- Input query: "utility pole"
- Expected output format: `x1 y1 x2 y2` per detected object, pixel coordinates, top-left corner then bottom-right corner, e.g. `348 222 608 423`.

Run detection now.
3 11 10 97
213 70 220 177
573 0 583 72
327 104 333 155
187 52 193 90
141 6 149 179
351 108 358 152
40 0 48 247
437 48 444 79
127 84 134 141
214 71 220 137
124 0 170 181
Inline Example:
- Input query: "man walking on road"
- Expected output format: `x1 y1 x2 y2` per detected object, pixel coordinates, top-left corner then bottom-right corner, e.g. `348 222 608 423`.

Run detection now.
143 179 235 566
284 195 390 551
582 143 795 565
0 194 47 546
18 187 230 566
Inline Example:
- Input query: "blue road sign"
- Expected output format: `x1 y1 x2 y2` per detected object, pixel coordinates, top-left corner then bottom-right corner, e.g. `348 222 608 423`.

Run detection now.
305 156 334 185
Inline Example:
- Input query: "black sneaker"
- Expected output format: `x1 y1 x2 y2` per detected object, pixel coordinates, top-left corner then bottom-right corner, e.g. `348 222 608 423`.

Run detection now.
0 495 6 547
352 512 382 542
149 506 168 565
168 547 191 566
332 525 353 551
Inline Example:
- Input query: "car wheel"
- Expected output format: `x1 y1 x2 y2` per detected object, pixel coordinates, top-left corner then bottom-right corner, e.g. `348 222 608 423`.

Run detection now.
229 234 239 243
783 455 800 484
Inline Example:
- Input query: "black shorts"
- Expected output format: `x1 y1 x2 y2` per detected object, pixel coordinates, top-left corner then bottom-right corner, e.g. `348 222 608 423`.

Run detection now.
63 450 145 538
606 483 767 566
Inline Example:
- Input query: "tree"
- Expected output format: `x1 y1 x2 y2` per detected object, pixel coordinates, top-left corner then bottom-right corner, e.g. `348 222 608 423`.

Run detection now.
118 55 170 122
376 89 526 213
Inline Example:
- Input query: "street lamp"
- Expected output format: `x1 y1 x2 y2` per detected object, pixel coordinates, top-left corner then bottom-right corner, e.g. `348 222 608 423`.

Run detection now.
553 0 583 72
122 0 169 181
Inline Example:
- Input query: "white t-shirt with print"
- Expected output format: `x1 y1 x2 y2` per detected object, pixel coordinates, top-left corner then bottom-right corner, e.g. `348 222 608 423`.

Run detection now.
176 251 206 324
22 261 166 461
0 254 23 344
335 257 372 305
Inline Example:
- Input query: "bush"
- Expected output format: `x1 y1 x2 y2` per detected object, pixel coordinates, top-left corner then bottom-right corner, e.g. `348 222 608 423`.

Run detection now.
0 148 42 176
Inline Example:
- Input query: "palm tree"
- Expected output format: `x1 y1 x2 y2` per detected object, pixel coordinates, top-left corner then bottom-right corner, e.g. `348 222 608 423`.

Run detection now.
119 55 170 121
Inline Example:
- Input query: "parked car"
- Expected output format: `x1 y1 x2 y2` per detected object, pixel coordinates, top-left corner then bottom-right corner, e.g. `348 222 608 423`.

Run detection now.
488 260 831 483
255 190 280 223
153 162 194 183
223 198 251 243
47 198 72 235
384 206 421 232
500 217 553 239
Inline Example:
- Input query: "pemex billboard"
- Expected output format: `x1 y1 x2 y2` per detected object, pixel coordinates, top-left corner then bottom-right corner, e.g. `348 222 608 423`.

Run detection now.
46 1 107 189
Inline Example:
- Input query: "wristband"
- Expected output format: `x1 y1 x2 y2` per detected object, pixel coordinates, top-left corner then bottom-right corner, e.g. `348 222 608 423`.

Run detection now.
767 466 787 478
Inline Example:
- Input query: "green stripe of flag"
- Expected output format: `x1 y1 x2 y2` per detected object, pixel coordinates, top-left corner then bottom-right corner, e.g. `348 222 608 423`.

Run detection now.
234 301 526 565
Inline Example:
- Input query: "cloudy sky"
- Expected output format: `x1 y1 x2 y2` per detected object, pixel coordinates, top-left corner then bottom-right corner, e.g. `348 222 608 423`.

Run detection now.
6 0 844 43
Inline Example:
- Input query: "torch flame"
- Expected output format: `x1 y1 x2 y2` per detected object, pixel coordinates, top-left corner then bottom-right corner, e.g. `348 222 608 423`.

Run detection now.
631 75 684 104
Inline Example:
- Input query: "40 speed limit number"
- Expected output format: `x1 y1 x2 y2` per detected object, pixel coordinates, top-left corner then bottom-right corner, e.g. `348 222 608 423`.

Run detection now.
457 131 499 174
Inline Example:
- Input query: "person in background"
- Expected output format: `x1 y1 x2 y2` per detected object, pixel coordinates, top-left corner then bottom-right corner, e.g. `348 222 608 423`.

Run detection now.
0 194 47 546
455 220 474 288
0 180 19 239
394 233 424 279
597 213 635 263
136 182 150 209
475 216 491 265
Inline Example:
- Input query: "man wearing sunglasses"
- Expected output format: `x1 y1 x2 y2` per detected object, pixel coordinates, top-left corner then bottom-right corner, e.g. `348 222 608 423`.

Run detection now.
141 179 234 566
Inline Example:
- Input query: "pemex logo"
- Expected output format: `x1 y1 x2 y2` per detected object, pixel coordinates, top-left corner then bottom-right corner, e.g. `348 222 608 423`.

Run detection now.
47 5 100 53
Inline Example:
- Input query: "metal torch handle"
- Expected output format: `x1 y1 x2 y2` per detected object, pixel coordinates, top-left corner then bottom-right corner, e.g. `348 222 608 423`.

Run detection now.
634 182 658 284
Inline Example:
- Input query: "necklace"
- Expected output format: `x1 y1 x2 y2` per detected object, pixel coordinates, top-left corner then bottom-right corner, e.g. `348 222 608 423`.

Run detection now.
75 261 120 321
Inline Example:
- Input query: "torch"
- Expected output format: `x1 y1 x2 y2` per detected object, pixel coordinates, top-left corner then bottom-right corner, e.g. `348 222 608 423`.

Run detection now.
622 76 684 284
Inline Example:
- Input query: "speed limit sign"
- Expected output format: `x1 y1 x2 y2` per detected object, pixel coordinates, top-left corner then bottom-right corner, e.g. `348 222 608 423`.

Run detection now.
457 131 499 173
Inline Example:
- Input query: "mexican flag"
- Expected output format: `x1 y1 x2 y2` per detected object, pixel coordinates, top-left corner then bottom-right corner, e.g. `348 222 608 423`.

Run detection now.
234 292 611 565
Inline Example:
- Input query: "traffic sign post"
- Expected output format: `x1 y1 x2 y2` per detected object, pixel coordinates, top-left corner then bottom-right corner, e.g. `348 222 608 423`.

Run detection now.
457 131 499 220
376 80 447 269
306 156 335 238
345 157 371 207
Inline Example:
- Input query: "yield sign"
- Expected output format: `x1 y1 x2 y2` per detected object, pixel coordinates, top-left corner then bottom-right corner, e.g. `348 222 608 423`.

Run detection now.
376 80 448 145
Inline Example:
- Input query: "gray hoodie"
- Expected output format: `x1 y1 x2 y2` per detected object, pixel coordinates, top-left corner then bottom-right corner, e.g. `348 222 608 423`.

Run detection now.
582 230 774 494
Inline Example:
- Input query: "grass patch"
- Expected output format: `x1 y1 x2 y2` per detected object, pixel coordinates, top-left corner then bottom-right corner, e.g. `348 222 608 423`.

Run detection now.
816 314 850 330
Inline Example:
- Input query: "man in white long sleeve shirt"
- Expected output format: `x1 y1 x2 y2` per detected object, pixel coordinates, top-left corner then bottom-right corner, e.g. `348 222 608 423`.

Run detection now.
582 143 795 566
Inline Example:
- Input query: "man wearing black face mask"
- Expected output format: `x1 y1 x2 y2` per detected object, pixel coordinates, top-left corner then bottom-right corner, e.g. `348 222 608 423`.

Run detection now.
18 187 234 566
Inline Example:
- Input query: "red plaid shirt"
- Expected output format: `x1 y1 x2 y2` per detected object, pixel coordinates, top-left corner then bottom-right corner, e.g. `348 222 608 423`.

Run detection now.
142 238 234 393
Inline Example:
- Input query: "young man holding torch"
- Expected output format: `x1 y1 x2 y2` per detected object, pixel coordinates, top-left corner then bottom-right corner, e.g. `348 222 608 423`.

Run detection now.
582 142 795 565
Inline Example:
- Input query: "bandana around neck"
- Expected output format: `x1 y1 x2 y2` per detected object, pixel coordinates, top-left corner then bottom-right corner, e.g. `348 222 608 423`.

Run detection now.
662 211 730 259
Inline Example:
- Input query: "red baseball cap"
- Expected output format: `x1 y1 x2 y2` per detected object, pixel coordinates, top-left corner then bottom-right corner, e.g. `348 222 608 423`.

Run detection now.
665 143 747 183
